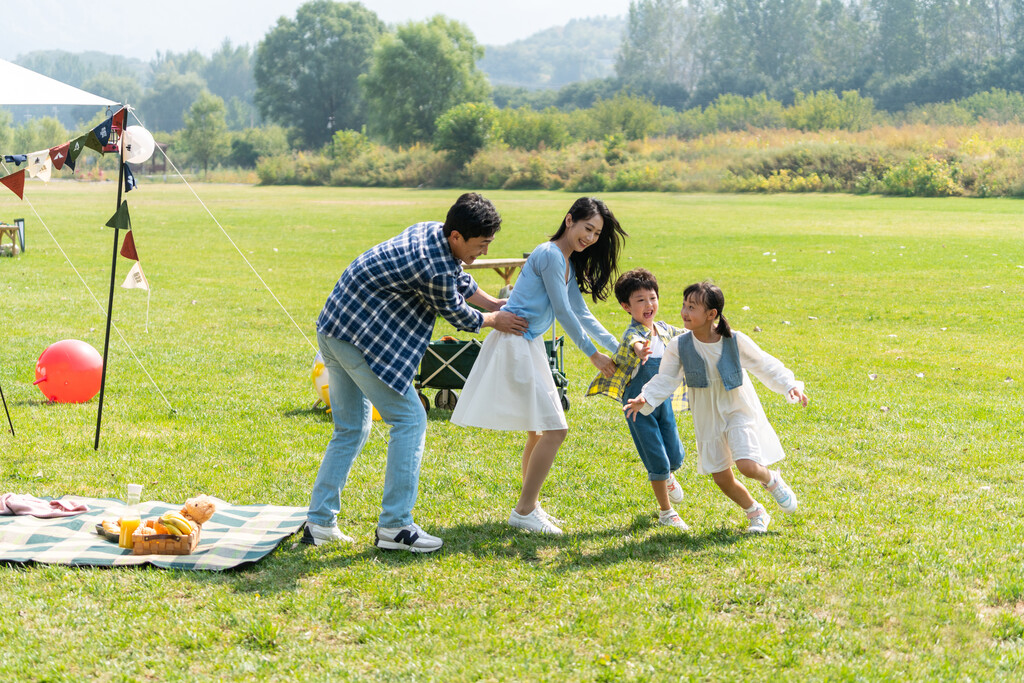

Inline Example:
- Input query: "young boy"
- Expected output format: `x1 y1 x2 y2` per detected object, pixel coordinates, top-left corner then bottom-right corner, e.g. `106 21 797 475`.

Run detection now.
587 268 690 529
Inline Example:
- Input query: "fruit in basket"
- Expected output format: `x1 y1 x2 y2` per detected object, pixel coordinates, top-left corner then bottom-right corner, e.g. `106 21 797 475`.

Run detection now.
159 511 195 536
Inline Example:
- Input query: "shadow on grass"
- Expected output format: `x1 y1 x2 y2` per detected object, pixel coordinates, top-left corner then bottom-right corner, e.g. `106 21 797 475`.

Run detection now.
134 515 760 595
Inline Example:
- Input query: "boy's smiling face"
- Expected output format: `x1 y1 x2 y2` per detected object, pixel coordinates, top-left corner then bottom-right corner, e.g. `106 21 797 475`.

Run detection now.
621 287 659 328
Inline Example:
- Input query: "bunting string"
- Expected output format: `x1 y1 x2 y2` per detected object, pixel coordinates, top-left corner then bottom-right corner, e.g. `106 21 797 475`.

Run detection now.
0 159 173 411
128 110 318 354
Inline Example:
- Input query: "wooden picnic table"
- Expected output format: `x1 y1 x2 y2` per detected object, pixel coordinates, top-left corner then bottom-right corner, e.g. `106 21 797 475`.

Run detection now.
463 257 527 289
0 224 19 255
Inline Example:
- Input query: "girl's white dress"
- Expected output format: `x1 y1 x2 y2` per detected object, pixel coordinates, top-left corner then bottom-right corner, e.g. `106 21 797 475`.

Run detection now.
452 241 617 432
638 330 803 475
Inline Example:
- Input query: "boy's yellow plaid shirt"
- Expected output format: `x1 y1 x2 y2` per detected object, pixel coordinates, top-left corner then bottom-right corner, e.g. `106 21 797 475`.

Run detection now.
586 319 688 411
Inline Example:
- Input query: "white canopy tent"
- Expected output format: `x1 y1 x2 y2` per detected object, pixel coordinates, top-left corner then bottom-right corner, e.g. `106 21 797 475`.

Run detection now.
0 58 117 106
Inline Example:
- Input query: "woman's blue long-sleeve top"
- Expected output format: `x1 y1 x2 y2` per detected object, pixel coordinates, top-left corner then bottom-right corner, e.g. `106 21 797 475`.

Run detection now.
503 241 618 356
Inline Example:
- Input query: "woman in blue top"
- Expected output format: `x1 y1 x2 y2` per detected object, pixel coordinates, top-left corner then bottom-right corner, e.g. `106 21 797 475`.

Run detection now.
453 197 627 534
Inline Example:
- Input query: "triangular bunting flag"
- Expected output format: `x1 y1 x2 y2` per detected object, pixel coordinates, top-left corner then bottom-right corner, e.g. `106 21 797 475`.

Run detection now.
92 116 113 147
105 201 131 230
67 135 87 170
120 230 139 260
124 163 137 193
26 150 52 182
111 108 126 130
49 143 69 170
3 155 27 166
1 169 25 199
121 261 149 291
83 131 103 153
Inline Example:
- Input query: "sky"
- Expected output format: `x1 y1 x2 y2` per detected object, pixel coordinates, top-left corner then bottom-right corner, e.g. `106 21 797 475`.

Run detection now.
0 0 632 62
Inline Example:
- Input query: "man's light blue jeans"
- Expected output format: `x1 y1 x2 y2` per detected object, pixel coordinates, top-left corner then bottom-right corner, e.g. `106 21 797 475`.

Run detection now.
308 333 427 529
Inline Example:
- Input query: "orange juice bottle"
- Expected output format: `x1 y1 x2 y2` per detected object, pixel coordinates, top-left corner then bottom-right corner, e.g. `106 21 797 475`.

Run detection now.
118 484 143 549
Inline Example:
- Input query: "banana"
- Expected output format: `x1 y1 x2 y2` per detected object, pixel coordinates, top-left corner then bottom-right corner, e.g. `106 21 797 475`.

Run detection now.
166 512 195 533
158 512 187 536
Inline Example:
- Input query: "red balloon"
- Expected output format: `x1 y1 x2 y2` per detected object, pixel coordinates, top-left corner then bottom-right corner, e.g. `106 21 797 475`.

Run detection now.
34 340 103 403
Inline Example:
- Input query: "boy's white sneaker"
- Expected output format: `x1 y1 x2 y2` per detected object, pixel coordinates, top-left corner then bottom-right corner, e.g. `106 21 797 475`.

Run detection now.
666 473 684 504
658 509 690 530
745 504 771 534
763 470 798 513
509 508 563 535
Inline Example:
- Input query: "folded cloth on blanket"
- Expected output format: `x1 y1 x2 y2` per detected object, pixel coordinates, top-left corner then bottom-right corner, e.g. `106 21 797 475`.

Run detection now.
0 493 89 518
0 496 307 570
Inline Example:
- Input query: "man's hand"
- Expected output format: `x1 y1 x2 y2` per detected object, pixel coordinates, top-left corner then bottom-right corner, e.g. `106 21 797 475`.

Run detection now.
483 310 528 335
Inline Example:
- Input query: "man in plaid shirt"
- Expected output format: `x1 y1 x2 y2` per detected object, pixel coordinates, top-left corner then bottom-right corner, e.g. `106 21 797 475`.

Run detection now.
305 193 527 553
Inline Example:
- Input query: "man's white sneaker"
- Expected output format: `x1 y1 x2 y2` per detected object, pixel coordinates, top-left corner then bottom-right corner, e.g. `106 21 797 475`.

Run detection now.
509 508 563 535
745 504 771 534
763 470 798 513
666 473 684 504
658 510 690 530
374 523 443 553
301 522 355 546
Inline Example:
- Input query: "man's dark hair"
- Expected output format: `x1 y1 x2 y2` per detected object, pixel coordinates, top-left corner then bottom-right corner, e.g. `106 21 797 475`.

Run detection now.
443 192 502 239
614 268 659 304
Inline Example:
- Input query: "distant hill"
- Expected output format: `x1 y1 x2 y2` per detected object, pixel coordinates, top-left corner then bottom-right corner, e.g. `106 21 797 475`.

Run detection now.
479 16 625 90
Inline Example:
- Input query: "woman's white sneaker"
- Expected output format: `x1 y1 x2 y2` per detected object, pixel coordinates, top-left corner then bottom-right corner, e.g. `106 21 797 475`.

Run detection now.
509 508 563 535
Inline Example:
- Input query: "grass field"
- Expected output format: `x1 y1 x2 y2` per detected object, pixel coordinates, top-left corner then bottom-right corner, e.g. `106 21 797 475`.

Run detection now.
1 182 1022 681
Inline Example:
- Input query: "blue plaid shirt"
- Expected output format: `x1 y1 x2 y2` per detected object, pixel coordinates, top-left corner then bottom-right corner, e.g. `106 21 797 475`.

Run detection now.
317 221 483 394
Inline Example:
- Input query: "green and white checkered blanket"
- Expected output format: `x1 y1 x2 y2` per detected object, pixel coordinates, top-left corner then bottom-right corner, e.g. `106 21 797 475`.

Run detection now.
0 496 306 570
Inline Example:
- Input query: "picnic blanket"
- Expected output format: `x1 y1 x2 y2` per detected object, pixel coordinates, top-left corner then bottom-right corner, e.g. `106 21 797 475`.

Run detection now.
0 496 307 570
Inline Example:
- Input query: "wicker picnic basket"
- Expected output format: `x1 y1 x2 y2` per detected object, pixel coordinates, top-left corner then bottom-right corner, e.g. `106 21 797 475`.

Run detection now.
132 526 201 555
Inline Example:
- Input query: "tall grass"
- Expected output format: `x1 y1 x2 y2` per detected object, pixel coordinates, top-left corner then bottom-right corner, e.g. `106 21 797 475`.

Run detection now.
0 185 1022 680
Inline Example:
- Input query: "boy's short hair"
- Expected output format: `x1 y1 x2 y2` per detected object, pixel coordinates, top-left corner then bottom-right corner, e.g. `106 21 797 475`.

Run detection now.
443 192 502 239
614 268 659 304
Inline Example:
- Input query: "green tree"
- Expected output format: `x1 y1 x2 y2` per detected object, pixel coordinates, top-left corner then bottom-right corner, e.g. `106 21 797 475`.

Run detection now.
140 71 207 132
434 102 498 166
254 1 384 148
617 0 705 98
229 125 289 167
181 91 230 176
361 16 490 145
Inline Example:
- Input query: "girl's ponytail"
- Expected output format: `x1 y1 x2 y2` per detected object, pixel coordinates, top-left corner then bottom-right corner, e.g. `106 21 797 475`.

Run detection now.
683 280 732 338
715 312 732 338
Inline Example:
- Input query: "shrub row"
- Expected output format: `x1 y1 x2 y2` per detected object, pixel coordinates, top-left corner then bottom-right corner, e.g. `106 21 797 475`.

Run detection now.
256 123 1024 197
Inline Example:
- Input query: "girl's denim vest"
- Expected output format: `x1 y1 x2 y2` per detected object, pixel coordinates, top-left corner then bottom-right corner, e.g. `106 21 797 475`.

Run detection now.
677 332 743 391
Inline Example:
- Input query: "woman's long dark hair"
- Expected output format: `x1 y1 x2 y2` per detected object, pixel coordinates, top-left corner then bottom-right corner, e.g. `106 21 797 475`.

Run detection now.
550 197 627 302
683 281 733 338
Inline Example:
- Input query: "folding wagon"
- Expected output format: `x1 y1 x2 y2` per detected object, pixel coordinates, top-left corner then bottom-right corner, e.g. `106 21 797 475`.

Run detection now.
414 331 568 413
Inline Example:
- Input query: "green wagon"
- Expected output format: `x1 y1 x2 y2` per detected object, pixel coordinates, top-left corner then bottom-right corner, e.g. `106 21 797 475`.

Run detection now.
414 333 568 412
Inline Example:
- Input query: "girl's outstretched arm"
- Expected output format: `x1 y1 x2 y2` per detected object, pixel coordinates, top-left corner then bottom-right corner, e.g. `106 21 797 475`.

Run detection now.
736 331 806 403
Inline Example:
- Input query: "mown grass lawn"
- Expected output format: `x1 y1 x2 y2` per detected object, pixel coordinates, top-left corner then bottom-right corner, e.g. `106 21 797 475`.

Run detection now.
0 183 1022 681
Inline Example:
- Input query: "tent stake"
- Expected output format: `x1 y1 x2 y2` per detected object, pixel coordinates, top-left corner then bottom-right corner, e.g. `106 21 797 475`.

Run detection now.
94 109 127 450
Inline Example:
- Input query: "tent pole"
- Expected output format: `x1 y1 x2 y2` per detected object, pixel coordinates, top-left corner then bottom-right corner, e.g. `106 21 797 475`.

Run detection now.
0 380 13 436
94 108 126 450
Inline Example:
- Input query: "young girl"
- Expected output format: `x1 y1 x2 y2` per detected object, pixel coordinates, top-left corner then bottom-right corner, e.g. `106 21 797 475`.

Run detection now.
624 281 808 533
452 197 627 535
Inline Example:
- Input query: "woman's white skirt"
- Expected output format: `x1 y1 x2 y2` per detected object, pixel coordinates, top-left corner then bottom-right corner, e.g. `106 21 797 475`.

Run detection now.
450 331 567 432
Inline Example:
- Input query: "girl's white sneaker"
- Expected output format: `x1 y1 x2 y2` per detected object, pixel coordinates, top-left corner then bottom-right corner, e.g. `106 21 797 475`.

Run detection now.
745 505 771 533
764 470 798 513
